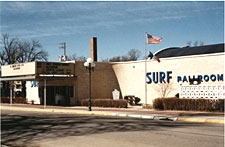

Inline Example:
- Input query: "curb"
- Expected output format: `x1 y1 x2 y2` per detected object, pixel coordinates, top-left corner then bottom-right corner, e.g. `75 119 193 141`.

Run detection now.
1 106 114 116
178 117 224 124
1 106 224 124
1 106 155 119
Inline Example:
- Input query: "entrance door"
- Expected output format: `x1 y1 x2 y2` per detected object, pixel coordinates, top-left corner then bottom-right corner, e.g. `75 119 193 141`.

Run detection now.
39 86 73 106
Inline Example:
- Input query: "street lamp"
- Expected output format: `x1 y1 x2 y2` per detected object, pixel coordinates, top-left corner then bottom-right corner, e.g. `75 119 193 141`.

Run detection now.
84 58 95 111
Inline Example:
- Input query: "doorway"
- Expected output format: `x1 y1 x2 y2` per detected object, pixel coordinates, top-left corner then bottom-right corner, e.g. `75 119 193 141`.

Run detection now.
39 86 73 106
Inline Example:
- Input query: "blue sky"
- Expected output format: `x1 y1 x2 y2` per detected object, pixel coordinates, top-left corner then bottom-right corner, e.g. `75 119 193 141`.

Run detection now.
1 1 224 62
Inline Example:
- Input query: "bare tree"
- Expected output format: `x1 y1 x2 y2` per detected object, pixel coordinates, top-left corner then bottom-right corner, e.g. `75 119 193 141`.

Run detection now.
194 41 198 47
0 33 48 98
186 41 192 46
109 56 121 62
0 33 48 65
199 41 204 46
121 56 129 61
154 82 175 98
17 40 48 63
67 53 86 62
107 48 141 62
101 58 109 62
127 49 141 61
67 54 77 61
76 56 86 62
0 33 18 65
186 40 204 47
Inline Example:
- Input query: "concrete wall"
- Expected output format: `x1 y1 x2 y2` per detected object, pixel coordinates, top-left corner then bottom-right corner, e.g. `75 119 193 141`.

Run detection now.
111 53 224 105
26 81 40 104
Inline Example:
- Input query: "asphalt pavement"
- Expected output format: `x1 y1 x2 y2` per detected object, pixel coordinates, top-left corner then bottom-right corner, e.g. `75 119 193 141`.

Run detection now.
1 109 224 147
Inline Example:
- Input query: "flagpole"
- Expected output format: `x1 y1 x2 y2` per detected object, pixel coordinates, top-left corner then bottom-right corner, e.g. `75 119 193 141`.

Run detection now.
145 32 147 105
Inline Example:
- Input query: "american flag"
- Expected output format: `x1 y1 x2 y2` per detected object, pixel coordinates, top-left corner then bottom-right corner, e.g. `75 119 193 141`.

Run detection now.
146 34 162 44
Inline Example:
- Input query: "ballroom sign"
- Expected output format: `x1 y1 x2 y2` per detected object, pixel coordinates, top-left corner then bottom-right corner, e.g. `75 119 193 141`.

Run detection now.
36 62 74 75
146 71 224 84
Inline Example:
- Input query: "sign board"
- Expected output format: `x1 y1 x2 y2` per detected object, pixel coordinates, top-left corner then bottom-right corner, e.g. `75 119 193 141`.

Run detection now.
1 61 75 77
36 62 74 75
1 62 36 77
112 89 120 100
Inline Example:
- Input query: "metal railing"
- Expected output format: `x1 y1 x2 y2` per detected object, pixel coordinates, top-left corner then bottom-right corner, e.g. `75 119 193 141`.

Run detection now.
179 84 225 99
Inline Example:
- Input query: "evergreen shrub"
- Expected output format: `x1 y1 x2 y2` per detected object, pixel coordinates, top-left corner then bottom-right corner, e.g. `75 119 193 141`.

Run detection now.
153 98 224 112
81 99 128 108
0 97 27 104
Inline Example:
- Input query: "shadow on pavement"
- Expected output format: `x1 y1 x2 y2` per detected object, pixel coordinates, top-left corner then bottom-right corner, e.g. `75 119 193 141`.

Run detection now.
1 111 204 146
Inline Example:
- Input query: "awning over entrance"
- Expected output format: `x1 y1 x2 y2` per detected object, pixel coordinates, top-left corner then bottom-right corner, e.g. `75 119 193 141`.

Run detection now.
0 75 76 81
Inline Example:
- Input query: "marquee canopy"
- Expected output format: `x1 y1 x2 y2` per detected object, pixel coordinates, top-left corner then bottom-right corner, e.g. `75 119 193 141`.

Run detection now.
0 61 76 81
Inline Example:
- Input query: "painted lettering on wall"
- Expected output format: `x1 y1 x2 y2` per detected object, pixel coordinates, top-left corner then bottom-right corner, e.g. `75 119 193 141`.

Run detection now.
146 71 172 84
30 81 39 87
146 71 224 84
177 74 223 83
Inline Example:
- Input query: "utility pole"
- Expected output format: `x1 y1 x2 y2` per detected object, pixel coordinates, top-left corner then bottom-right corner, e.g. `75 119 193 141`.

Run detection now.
59 42 67 61
59 42 66 56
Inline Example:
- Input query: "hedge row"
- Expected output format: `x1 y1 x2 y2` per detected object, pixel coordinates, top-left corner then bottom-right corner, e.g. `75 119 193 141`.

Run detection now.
0 97 28 104
153 98 224 112
81 99 127 108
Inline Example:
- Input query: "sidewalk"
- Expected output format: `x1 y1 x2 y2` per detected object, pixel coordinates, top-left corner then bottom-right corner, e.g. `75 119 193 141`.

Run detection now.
1 103 224 124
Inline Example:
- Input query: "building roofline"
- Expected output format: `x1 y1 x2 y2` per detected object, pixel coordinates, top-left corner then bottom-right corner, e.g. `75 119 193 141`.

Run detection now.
154 43 224 58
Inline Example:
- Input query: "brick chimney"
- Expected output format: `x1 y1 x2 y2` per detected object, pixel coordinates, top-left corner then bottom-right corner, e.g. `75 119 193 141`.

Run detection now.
90 37 97 62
